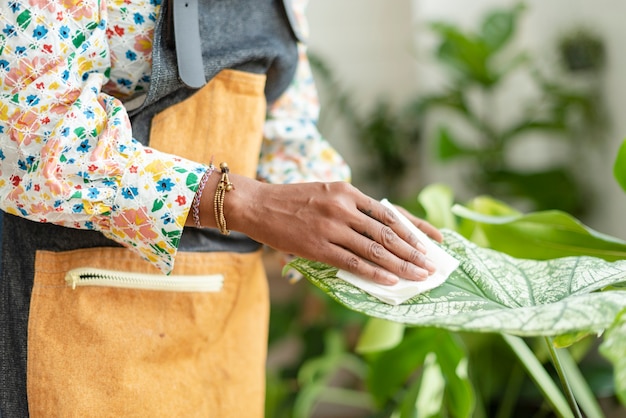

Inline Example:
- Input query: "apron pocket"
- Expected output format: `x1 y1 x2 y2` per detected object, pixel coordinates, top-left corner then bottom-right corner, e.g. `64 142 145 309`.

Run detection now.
27 246 268 418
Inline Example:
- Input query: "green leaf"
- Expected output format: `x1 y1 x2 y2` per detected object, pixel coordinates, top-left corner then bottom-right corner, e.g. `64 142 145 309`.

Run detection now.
480 5 524 53
366 329 433 407
613 139 626 193
434 126 472 161
72 30 86 48
356 318 405 354
483 168 582 213
74 127 86 139
452 200 626 261
552 331 593 348
186 172 199 188
417 183 457 230
502 335 575 418
556 346 606 418
415 353 445 417
431 333 474 417
151 199 164 212
366 327 472 415
431 23 494 86
16 9 32 30
288 230 626 336
599 309 626 405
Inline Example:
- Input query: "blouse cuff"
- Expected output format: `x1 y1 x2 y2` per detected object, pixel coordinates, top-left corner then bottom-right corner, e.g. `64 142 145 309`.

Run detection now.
104 147 207 274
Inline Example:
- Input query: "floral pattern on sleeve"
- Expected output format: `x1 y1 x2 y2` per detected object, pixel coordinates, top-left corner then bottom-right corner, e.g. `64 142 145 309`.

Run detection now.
0 0 205 273
259 0 351 184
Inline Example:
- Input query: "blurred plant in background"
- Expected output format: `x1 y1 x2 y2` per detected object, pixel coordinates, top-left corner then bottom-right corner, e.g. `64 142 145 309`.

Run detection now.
264 3 621 418
307 53 423 201
415 4 607 216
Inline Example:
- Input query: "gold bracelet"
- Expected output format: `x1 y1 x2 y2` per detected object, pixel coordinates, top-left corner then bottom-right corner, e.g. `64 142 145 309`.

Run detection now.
214 162 234 235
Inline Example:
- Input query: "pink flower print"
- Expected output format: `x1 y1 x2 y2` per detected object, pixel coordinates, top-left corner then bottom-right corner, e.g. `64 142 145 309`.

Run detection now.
133 31 154 58
112 208 159 241
8 109 42 146
28 0 57 13
60 0 97 21
5 56 56 93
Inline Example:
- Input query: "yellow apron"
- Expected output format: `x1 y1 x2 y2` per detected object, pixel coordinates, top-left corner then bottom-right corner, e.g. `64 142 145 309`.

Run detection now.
27 69 269 417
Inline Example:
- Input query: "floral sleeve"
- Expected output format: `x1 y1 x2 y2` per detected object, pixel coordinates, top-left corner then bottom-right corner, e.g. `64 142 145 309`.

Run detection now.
0 1 206 274
258 0 351 185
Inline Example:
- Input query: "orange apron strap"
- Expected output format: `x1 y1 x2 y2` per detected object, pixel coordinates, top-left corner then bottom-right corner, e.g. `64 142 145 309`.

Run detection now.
149 69 268 178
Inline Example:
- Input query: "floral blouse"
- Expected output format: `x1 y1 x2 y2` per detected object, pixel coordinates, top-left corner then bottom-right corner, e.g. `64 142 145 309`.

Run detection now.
0 0 350 274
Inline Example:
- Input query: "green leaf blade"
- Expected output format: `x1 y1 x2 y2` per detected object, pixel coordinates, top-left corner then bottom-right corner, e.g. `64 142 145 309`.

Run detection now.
613 139 626 193
287 231 626 337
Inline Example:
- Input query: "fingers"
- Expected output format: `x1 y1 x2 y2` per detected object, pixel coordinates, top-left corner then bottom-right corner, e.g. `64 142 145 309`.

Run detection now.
319 199 434 284
394 205 444 243
357 197 423 249
322 245 402 286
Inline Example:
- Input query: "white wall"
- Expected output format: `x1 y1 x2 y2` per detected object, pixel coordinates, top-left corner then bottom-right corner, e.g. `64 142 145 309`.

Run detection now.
307 0 626 238
306 0 420 197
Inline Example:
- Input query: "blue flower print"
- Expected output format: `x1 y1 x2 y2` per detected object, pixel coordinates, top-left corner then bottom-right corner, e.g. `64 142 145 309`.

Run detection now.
2 24 16 37
72 203 84 213
0 60 10 72
32 25 48 40
87 187 100 199
117 78 132 88
25 95 40 106
121 187 138 199
77 140 91 153
125 50 137 61
8 1 20 13
161 213 173 225
156 178 174 193
59 26 70 39
133 13 145 25
15 46 26 56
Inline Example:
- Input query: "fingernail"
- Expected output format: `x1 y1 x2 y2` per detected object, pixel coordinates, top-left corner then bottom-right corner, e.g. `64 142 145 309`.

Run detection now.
410 266 429 281
425 258 436 274
416 240 427 253
386 273 400 285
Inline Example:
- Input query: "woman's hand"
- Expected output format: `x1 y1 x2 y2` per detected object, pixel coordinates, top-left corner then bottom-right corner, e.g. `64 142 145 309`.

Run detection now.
221 176 441 286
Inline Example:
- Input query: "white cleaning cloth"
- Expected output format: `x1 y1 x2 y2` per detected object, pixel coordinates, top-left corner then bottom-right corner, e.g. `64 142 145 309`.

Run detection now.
336 199 459 305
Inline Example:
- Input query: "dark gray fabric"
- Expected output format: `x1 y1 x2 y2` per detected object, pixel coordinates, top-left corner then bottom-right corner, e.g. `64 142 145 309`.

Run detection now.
0 1 297 415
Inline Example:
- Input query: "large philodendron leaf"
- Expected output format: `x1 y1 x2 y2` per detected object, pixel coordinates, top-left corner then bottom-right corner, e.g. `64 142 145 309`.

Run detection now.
287 230 626 336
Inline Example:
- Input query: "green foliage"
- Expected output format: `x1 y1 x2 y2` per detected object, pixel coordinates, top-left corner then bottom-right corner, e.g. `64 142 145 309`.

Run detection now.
599 310 626 404
614 139 626 193
451 196 626 261
418 4 606 215
285 181 626 416
288 231 626 336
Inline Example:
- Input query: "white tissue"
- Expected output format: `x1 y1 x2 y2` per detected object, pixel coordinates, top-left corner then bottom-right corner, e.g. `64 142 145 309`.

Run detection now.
336 199 459 305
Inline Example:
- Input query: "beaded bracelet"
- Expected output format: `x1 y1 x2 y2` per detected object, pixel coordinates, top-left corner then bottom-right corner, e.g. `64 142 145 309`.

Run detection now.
214 162 234 235
191 163 216 229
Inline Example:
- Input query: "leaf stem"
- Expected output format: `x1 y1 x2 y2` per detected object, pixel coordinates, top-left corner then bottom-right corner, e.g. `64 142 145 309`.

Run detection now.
544 337 583 418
